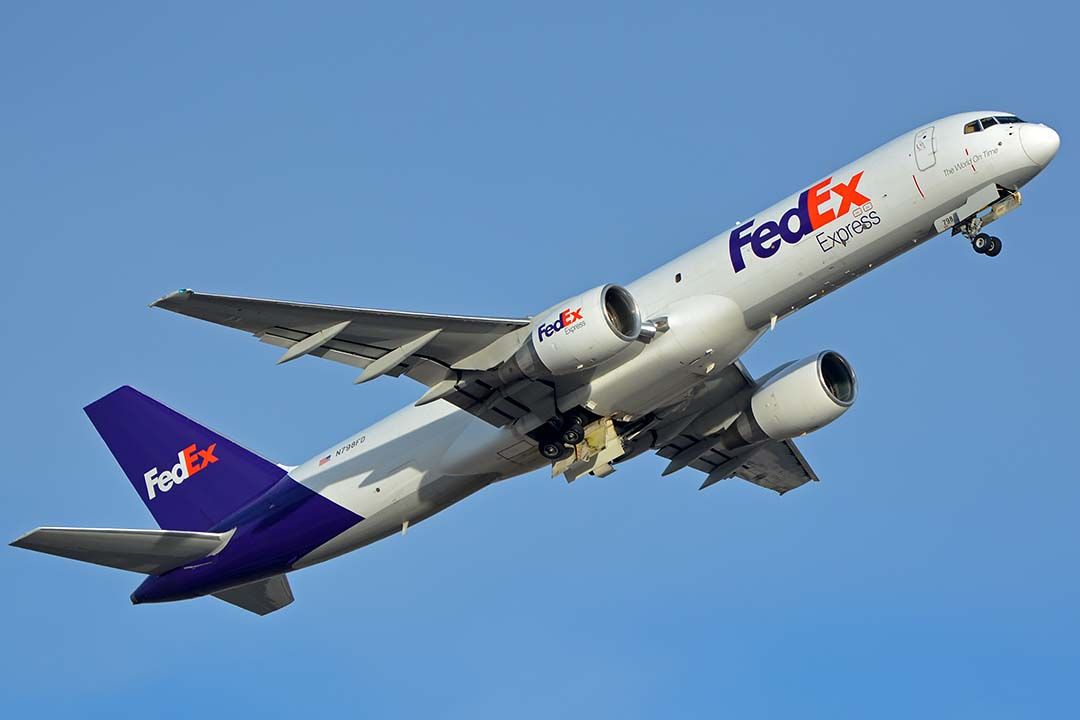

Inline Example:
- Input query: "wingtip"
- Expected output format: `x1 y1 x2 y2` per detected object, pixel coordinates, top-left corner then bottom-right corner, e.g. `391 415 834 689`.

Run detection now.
10 527 42 548
149 288 194 309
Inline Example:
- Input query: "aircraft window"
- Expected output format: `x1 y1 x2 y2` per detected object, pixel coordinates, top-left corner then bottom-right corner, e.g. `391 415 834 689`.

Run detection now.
965 115 1024 135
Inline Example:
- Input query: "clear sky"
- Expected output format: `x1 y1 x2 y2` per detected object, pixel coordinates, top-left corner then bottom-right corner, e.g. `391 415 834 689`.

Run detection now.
2 2 1076 717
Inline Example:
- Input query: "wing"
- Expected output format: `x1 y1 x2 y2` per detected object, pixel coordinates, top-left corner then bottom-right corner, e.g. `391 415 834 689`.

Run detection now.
651 362 820 495
153 289 529 378
657 435 818 494
152 289 553 428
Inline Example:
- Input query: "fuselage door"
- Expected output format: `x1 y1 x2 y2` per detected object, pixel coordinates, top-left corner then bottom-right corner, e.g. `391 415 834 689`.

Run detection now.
914 126 936 170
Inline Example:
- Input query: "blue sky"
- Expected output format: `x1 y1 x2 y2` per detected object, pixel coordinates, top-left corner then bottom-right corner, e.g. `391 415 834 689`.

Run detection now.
2 2 1076 717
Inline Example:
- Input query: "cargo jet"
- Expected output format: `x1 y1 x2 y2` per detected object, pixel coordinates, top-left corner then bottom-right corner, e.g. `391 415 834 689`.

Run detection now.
13 112 1060 615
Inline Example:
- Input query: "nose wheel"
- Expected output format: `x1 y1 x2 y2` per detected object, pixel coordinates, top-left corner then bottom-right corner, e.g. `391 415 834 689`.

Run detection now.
971 233 1002 257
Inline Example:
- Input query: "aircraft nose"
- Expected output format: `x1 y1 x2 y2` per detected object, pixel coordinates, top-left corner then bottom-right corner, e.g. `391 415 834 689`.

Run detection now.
1020 123 1060 167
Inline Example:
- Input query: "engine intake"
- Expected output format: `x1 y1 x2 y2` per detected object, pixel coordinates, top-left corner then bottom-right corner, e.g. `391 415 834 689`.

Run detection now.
499 284 642 381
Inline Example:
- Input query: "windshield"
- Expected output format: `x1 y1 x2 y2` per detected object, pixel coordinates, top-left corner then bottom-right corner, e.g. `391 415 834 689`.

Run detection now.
964 115 1024 134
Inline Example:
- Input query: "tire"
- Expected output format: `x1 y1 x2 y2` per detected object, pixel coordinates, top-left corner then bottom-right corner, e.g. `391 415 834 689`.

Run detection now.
539 441 566 460
972 233 991 254
986 236 1002 257
561 422 584 445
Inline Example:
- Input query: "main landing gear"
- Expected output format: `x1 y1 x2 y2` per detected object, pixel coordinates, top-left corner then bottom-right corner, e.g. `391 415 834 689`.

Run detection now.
971 232 1002 257
536 410 592 461
538 438 572 461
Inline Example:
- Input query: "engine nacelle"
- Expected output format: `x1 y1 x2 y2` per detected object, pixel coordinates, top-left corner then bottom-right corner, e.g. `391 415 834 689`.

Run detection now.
499 284 641 380
715 351 857 448
749 351 857 440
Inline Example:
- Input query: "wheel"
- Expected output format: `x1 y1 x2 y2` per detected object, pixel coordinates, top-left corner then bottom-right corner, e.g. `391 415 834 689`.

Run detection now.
561 421 585 445
985 236 1002 257
539 440 567 460
972 233 991 254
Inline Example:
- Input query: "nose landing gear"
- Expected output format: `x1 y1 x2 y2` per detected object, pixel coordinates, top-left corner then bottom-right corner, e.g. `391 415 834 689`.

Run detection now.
971 232 1002 257
948 188 1018 259
959 213 1002 258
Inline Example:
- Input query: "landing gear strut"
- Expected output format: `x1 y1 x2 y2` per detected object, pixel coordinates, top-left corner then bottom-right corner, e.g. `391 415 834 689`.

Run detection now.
959 215 1003 258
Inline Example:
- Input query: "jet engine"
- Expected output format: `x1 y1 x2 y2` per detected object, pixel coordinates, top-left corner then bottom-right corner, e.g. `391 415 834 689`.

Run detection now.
719 351 857 447
498 284 642 381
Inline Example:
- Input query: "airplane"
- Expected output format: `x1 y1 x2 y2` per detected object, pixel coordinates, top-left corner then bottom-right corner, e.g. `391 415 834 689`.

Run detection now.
12 111 1059 615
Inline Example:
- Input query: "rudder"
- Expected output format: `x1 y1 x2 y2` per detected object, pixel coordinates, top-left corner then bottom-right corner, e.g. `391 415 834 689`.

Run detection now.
85 386 287 531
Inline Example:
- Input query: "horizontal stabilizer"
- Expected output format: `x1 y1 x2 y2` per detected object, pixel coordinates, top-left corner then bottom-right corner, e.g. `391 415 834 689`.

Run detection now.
10 527 229 574
213 574 293 615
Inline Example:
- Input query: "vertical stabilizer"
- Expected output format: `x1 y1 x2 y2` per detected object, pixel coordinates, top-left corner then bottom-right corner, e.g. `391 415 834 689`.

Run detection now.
84 386 287 531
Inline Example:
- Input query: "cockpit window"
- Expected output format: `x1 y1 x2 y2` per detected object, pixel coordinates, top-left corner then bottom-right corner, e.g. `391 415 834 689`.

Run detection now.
964 115 1025 134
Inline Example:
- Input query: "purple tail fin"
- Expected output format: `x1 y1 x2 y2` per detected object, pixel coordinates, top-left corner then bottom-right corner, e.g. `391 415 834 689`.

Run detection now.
84 387 288 531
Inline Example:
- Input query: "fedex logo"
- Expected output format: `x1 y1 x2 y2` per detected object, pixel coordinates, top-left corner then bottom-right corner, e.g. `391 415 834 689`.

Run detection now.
537 307 584 342
729 171 871 272
143 443 218 500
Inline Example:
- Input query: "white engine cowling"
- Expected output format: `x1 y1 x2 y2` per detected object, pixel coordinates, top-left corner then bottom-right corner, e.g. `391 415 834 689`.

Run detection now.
748 351 857 440
499 284 641 380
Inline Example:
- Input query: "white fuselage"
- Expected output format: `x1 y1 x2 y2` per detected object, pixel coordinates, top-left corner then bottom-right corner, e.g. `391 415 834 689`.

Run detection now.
292 112 1056 568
